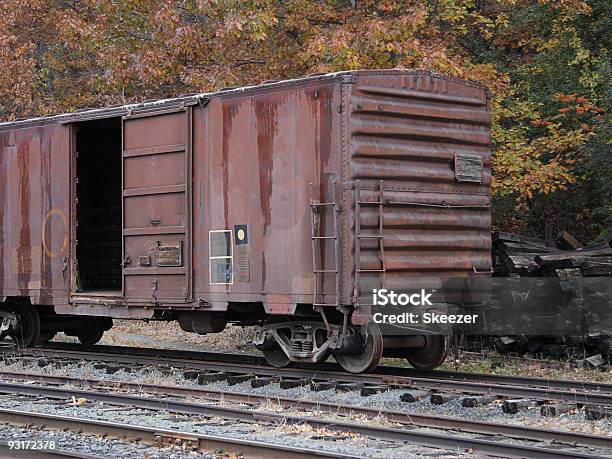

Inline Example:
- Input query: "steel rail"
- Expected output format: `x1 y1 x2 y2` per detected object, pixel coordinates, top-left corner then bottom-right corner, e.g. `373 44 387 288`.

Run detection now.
36 342 612 393
0 408 359 459
0 380 607 458
0 370 609 450
377 366 612 393
9 347 612 406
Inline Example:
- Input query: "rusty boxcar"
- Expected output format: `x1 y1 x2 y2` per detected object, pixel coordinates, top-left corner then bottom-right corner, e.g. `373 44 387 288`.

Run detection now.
0 70 491 372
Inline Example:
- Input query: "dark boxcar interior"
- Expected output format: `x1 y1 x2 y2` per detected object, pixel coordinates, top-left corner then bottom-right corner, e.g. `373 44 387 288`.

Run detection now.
75 118 122 292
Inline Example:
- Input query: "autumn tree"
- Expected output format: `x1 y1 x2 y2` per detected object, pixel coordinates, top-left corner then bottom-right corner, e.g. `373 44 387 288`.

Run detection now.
0 0 609 241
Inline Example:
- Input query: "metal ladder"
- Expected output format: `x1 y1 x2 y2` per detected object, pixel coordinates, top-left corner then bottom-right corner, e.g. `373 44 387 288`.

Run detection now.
309 181 341 308
353 180 386 305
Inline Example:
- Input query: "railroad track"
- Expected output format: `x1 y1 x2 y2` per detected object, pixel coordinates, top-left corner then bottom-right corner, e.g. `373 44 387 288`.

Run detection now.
0 370 609 450
0 408 350 459
0 374 608 458
39 342 612 392
4 343 610 406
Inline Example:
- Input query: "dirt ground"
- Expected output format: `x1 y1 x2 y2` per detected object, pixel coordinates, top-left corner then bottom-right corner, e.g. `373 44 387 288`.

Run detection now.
55 319 259 354
439 355 612 383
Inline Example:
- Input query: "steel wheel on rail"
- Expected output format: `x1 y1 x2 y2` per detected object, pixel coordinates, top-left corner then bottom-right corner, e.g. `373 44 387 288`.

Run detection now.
261 348 291 368
257 321 292 368
12 305 41 348
334 322 383 374
405 335 450 370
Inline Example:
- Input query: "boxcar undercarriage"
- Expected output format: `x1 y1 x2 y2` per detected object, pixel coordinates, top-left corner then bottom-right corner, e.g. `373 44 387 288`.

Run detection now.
0 300 448 374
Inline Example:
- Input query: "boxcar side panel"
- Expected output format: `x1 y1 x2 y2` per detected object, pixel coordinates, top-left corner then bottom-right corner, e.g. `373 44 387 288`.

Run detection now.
192 80 343 312
0 124 70 305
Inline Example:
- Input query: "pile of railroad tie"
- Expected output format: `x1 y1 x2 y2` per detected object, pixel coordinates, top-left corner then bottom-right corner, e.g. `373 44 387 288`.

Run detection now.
492 230 612 277
488 231 612 368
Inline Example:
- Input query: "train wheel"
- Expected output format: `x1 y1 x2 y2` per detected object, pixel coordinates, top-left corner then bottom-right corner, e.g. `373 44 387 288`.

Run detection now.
405 335 450 370
262 348 291 368
76 322 104 346
334 322 383 374
13 305 40 348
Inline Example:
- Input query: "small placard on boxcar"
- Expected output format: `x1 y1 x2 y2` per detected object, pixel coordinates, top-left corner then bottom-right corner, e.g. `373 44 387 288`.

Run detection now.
454 153 483 183
237 245 250 282
234 224 249 245
156 244 183 267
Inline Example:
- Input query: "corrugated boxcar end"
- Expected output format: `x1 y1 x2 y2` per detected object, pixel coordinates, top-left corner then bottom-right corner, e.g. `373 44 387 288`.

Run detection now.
345 71 492 324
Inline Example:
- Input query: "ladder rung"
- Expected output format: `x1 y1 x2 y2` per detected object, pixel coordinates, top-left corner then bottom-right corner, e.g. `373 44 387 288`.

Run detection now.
358 269 386 273
358 235 383 239
310 193 340 310
357 201 383 205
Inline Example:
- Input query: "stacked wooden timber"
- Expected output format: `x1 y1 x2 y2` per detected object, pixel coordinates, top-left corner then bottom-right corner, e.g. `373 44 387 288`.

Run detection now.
492 231 612 277
488 335 611 368
486 231 612 368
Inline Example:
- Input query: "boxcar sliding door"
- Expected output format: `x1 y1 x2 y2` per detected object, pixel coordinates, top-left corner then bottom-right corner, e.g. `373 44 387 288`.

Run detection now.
121 108 192 303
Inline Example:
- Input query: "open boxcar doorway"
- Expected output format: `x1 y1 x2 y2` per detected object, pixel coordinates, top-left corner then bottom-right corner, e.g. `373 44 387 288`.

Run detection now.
74 118 123 293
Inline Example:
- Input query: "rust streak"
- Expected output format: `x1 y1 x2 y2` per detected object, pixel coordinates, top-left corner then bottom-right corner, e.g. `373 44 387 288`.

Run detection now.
17 138 32 292
222 104 237 228
41 128 53 292
255 99 278 235
0 133 8 291
319 88 333 176
261 252 266 291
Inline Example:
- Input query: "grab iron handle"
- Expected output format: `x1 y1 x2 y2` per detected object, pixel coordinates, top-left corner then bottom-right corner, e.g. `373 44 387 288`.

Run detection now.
387 201 490 209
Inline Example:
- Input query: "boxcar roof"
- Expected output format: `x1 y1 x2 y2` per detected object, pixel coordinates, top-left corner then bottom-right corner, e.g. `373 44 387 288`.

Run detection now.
0 69 487 132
